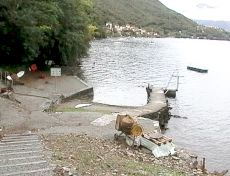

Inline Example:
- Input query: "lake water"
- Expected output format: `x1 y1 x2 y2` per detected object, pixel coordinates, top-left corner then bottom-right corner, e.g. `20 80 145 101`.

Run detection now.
80 37 230 172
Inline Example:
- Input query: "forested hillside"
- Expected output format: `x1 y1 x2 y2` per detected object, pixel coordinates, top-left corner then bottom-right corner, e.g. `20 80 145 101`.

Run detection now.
93 0 197 33
196 20 230 32
93 0 230 39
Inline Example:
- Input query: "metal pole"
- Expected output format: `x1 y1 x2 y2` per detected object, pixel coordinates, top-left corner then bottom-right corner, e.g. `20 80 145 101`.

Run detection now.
55 76 57 94
176 76 179 91
165 73 174 89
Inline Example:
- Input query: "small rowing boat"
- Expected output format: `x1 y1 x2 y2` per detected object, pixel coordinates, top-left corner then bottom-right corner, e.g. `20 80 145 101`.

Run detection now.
187 66 208 73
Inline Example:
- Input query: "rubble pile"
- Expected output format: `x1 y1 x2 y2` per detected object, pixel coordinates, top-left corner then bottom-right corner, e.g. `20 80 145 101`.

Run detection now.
44 134 226 176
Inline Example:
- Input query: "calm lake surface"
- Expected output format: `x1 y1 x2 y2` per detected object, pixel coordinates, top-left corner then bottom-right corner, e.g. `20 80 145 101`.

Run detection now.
80 37 230 171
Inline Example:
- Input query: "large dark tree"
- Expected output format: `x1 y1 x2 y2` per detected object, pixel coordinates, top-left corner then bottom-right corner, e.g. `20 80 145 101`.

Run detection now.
0 0 92 66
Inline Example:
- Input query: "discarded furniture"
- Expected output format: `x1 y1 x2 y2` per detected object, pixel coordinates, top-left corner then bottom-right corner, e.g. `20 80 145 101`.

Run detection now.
115 114 176 157
143 132 172 146
126 132 176 157
1 71 24 86
141 136 176 157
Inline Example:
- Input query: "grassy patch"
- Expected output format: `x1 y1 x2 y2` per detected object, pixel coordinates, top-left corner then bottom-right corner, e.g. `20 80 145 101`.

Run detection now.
55 107 111 113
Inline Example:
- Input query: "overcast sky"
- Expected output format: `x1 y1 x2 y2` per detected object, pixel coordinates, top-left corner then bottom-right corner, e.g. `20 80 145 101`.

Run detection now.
159 0 230 21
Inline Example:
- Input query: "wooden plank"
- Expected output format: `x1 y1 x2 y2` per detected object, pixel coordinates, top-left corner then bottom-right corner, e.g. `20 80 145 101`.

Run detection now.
149 138 161 146
162 136 172 142
142 134 161 145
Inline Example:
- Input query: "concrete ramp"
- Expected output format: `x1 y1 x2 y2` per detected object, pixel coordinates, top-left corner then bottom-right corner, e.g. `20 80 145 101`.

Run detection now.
0 134 52 176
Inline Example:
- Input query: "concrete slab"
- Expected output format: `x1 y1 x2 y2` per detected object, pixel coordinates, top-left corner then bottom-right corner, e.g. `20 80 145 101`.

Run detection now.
0 71 168 139
12 74 92 99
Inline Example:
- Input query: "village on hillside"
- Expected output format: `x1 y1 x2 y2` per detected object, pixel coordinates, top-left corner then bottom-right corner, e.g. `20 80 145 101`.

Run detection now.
105 22 160 37
104 22 226 39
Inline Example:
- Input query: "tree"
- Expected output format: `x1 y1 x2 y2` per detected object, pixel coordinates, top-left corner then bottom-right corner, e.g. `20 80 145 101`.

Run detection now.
0 0 92 67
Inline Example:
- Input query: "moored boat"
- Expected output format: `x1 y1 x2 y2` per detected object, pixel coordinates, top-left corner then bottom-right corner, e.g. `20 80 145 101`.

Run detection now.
187 66 208 73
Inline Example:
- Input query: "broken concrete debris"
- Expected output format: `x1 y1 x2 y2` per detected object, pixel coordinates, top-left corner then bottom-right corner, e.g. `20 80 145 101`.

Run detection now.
114 114 176 157
141 137 176 157
91 113 117 126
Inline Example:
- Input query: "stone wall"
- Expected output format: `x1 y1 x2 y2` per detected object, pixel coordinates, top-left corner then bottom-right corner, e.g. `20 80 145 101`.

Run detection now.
141 106 170 130
62 87 94 102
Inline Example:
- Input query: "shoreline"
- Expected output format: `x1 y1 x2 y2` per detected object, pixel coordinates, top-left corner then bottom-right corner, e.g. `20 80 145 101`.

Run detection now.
0 71 227 175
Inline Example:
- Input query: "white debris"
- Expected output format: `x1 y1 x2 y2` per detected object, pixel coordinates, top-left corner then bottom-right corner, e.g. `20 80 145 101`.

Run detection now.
153 101 165 104
141 137 176 157
6 75 12 80
125 135 176 157
75 104 92 109
55 112 63 114
17 71 25 78
137 117 161 133
126 136 141 147
91 114 118 126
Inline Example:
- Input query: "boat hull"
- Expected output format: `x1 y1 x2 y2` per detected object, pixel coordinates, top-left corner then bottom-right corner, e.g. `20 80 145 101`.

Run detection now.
187 66 208 73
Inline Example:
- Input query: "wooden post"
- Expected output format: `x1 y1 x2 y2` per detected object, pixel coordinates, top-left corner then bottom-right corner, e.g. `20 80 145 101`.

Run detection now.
5 72 7 84
202 158 206 173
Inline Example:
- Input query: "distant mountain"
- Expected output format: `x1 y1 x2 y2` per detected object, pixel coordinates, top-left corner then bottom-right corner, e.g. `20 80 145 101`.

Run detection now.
93 0 197 34
93 0 230 40
195 20 230 32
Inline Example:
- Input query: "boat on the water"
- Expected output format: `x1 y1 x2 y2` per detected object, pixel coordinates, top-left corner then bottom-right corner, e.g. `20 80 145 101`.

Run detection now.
187 66 208 73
